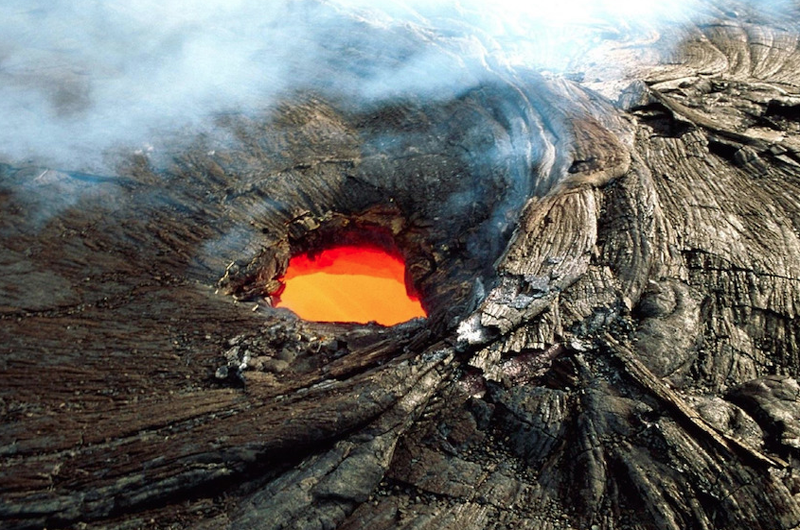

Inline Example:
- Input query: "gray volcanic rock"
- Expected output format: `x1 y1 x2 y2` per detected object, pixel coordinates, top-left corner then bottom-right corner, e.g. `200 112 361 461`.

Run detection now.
3 1 800 529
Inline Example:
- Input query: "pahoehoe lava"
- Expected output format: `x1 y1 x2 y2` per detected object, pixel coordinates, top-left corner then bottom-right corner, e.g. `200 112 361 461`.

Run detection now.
3 1 800 529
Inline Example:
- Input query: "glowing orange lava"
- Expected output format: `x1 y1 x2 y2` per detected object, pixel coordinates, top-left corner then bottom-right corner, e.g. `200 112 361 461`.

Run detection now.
275 245 427 326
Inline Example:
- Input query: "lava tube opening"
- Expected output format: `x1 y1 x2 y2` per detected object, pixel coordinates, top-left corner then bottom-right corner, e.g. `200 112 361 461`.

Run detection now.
274 244 427 326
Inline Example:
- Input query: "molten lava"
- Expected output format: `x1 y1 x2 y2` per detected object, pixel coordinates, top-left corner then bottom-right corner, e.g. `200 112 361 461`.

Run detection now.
275 245 427 326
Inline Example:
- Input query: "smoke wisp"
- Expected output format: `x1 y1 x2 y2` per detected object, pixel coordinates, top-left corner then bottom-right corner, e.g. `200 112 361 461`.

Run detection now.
0 0 793 172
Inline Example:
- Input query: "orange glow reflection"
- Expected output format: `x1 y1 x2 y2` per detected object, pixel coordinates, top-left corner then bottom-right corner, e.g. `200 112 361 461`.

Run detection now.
275 245 427 326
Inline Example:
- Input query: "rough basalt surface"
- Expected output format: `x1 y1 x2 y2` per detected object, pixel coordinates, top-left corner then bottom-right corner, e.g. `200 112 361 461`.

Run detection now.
3 1 800 529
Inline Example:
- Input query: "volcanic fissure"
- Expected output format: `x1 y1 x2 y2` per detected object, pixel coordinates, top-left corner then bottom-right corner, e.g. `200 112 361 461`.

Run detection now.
274 243 427 326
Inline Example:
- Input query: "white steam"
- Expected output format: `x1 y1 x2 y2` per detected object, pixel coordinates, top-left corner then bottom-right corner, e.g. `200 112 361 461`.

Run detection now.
0 0 790 172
